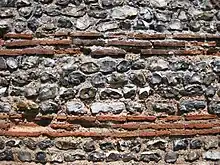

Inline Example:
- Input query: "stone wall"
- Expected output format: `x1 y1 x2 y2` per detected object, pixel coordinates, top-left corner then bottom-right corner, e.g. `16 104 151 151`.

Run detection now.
0 0 220 164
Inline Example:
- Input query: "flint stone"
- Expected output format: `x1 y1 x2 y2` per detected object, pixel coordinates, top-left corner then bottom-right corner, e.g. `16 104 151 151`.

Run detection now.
203 151 220 161
173 139 188 151
76 14 91 30
140 151 161 162
149 59 169 71
101 0 124 7
91 102 125 114
139 86 152 99
153 103 175 115
100 88 123 99
64 150 86 162
80 62 99 74
0 149 14 161
130 71 146 86
38 84 59 100
111 6 138 19
165 151 178 163
98 58 117 74
6 58 18 70
0 57 7 70
126 101 143 114
190 139 202 149
55 141 80 150
40 101 58 114
35 152 46 163
185 151 199 162
66 101 86 114
97 21 119 32
88 151 106 162
18 151 31 162
91 73 106 87
179 100 206 114
123 84 136 98
146 139 167 150
208 101 220 115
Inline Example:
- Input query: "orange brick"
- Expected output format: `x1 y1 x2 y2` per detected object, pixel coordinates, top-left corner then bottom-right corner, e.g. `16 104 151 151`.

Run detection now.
127 116 156 122
91 47 126 56
107 40 152 47
185 114 217 120
70 31 103 38
97 115 127 122
4 33 33 39
128 33 166 39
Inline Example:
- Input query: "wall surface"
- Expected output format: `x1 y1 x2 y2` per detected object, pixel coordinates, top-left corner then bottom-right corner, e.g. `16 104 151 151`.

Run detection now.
0 0 220 164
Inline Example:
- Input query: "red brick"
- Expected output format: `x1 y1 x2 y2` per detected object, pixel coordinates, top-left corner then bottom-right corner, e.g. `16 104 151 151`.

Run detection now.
50 123 79 130
55 48 81 55
139 123 184 129
0 131 42 137
172 33 206 39
53 31 69 37
67 116 96 122
112 131 139 138
187 41 216 47
97 115 127 122
170 129 198 136
22 48 54 55
128 33 166 39
112 123 140 130
4 40 40 47
161 116 182 121
139 131 156 137
72 39 105 46
184 123 215 129
70 31 103 38
197 128 220 135
5 39 72 47
152 41 185 47
91 47 126 56
127 116 156 122
0 49 22 56
107 40 152 47
155 130 171 136
106 32 127 38
4 33 33 39
185 114 217 120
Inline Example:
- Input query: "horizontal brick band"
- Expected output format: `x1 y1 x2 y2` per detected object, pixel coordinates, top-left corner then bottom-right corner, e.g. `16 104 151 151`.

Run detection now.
0 113 218 122
1 128 219 138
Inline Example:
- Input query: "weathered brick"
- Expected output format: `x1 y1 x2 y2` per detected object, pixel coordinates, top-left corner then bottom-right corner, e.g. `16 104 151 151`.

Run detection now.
97 115 127 122
187 41 216 47
70 31 103 38
5 39 72 47
72 39 105 46
22 48 54 55
172 33 206 39
141 49 203 55
112 123 140 130
4 33 33 39
127 116 156 122
184 123 215 129
0 39 4 46
139 131 156 137
152 41 185 47
161 116 182 122
90 47 126 56
128 33 166 39
0 49 21 56
107 40 152 47
55 48 81 55
185 114 217 120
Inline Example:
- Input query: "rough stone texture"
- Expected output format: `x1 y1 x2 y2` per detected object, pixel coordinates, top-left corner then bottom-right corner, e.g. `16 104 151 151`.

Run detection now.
0 0 220 164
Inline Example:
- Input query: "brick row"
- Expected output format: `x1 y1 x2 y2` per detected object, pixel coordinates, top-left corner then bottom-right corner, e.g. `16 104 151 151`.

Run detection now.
0 114 218 122
1 128 220 138
4 39 72 47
